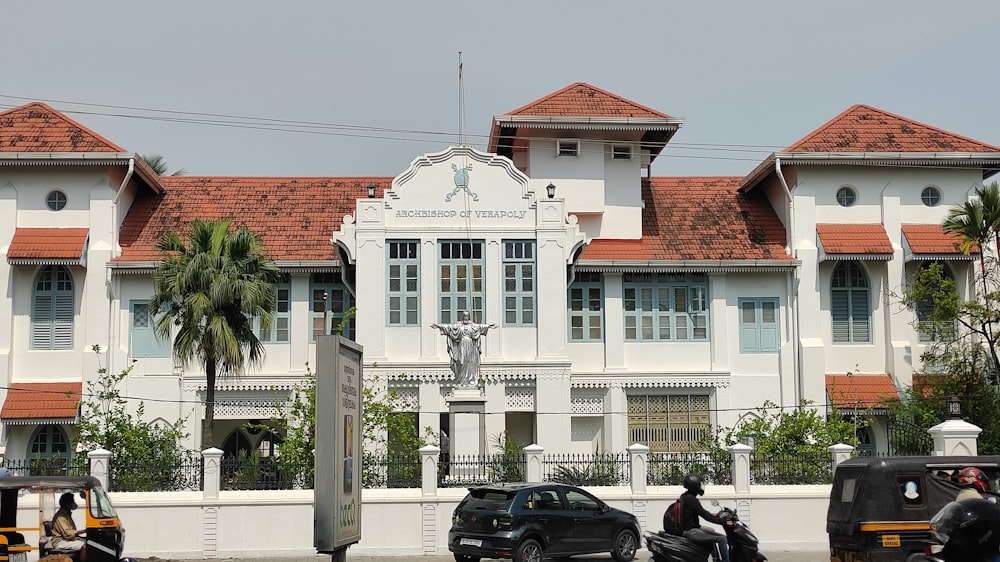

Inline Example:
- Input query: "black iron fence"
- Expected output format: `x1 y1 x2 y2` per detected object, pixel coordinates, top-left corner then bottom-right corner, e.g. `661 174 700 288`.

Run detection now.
647 451 732 486
26 447 858 492
749 451 832 485
542 453 630 486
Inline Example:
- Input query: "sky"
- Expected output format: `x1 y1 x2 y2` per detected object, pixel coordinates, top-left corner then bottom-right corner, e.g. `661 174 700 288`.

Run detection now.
3 1 999 179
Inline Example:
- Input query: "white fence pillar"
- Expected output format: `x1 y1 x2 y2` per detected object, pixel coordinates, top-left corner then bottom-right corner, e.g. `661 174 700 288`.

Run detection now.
524 444 544 483
627 443 648 494
928 418 981 456
88 448 111 491
728 444 752 493
420 445 440 497
829 443 854 472
202 447 223 500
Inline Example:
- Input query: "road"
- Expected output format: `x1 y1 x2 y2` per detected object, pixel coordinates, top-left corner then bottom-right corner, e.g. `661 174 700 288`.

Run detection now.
346 549 829 562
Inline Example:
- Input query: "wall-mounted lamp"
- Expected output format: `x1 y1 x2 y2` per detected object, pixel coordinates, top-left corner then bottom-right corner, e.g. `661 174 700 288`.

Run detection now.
367 184 377 198
546 182 556 199
948 395 962 419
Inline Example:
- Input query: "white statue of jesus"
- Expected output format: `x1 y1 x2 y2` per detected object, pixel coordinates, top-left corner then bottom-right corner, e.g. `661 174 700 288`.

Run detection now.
431 311 496 387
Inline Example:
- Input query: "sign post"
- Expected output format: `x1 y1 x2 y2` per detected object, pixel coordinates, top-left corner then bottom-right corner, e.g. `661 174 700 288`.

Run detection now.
314 336 363 562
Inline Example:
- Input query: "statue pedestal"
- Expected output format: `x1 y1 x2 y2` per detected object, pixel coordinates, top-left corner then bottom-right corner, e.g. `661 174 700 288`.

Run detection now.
446 388 487 480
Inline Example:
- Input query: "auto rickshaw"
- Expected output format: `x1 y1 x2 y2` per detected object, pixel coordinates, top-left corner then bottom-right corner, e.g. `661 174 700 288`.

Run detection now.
827 455 1000 562
0 475 125 562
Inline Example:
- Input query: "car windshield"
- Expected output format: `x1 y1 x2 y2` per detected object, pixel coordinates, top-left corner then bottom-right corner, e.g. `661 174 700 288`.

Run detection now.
461 488 517 511
89 486 117 518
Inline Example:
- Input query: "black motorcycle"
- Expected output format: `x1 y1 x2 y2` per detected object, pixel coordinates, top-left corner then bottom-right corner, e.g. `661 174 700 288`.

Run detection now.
644 502 767 562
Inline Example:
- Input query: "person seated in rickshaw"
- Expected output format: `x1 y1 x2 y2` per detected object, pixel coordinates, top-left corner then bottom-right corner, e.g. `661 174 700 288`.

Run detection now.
50 493 85 555
954 466 989 501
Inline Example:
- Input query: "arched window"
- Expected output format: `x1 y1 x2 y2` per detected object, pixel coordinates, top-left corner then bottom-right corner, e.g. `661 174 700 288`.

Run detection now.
831 262 870 343
221 429 252 459
31 265 74 350
856 426 875 457
29 424 69 460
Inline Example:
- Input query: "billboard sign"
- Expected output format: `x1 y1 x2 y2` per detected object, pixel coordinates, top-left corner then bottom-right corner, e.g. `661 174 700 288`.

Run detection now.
314 335 363 552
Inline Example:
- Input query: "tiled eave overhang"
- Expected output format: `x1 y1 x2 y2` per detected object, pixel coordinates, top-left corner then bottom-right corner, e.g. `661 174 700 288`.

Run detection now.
904 253 977 263
575 259 800 273
8 258 86 266
818 252 893 262
0 152 165 193
3 417 77 426
109 260 341 275
741 152 1000 192
571 372 731 389
492 115 683 132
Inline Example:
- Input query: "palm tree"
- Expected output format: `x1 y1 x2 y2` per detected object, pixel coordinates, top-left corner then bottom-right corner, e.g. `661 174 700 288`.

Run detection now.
944 198 990 292
142 154 187 176
148 218 282 448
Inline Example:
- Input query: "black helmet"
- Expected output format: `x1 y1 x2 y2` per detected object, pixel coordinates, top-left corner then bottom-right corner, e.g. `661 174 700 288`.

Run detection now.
683 473 704 496
931 499 1000 562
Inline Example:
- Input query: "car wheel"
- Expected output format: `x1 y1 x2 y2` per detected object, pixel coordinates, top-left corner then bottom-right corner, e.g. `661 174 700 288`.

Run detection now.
611 529 638 562
454 555 481 562
515 538 544 562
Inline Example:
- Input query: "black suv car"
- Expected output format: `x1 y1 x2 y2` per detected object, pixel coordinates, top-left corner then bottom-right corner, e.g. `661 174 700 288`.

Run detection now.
448 482 640 562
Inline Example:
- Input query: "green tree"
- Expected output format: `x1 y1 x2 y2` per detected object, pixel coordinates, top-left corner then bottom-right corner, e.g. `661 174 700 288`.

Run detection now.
700 400 857 484
142 154 187 176
149 218 282 448
76 345 192 491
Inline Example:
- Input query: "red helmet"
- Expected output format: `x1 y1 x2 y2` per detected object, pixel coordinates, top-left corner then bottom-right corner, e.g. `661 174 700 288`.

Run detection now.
957 467 989 493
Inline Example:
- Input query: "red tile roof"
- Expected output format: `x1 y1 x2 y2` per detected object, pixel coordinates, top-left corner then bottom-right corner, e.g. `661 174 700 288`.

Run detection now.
8 228 89 259
116 177 393 262
902 224 977 255
786 105 1000 153
580 177 791 262
0 382 82 420
502 82 671 119
0 103 125 152
826 374 899 409
817 224 894 255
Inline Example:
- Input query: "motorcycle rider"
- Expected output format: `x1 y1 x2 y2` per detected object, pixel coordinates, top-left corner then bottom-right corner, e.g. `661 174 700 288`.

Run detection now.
929 497 1000 562
954 466 989 501
679 473 733 562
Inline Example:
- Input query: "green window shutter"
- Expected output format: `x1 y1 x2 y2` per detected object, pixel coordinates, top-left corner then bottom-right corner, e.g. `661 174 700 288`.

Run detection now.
32 294 53 349
739 299 760 353
832 290 850 342
851 289 870 342
759 299 779 352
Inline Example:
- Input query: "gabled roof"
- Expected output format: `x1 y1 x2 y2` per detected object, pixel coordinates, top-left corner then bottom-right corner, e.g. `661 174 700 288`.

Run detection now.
741 105 1000 192
579 177 792 264
902 224 978 260
488 83 682 160
503 82 672 119
826 374 899 410
0 102 125 152
0 382 82 423
787 105 1000 153
115 176 392 264
7 227 89 265
816 224 894 260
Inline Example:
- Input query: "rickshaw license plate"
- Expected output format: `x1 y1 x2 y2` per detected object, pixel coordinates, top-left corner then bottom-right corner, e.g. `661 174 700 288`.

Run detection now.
881 534 901 547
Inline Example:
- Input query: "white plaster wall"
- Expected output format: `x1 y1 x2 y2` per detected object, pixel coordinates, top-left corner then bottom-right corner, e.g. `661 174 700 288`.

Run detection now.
39 486 828 559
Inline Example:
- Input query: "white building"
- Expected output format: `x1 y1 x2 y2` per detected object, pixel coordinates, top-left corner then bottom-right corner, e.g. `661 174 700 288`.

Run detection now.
0 83 997 462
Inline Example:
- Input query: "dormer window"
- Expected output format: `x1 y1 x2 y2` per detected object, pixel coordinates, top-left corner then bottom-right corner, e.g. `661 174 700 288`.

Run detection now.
557 139 579 157
612 145 632 160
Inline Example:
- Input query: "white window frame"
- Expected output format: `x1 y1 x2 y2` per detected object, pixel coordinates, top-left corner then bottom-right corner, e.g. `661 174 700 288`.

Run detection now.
256 274 290 343
611 145 632 160
557 139 580 157
503 240 535 326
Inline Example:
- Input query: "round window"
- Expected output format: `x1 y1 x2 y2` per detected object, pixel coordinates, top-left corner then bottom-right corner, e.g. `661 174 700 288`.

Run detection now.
921 186 941 207
836 186 857 207
46 190 67 211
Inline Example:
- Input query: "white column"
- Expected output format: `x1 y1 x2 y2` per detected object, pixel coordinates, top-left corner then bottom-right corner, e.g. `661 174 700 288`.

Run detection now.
524 444 544 483
728 443 752 494
419 445 439 497
88 448 111 491
829 443 854 472
928 418 981 456
202 447 224 500
627 443 648 495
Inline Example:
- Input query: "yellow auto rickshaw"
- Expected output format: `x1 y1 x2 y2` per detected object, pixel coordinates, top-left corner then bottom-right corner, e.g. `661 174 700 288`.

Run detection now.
828 455 1000 562
0 476 125 562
